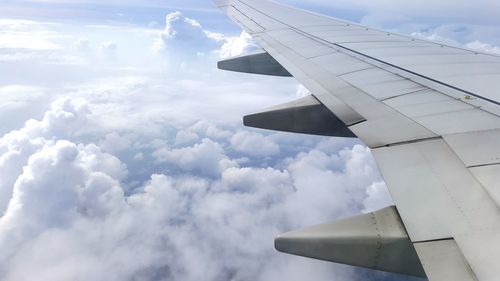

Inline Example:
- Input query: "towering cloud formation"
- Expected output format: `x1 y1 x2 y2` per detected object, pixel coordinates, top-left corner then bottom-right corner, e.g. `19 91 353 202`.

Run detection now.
152 12 257 59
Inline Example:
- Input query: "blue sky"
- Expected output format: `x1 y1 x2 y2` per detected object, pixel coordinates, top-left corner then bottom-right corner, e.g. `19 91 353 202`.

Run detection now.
0 0 499 280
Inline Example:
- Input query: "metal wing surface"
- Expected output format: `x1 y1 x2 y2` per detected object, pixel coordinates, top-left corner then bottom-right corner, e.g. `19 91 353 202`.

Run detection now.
213 1 500 280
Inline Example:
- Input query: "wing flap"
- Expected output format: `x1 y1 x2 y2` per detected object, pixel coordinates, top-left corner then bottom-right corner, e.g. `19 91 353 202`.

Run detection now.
415 240 478 281
372 138 500 241
444 129 500 167
470 165 500 208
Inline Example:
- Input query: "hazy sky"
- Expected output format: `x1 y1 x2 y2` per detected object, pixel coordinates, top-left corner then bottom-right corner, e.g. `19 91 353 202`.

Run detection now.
0 0 498 281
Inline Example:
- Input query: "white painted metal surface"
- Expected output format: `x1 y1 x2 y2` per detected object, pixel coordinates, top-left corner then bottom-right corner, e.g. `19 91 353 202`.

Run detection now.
340 68 426 100
309 52 372 76
415 240 478 281
387 95 473 118
469 165 500 209
445 129 500 167
455 227 500 281
214 0 500 279
372 139 500 241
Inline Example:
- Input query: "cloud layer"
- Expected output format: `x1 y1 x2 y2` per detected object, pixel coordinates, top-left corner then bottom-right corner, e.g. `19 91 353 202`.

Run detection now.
0 97 394 281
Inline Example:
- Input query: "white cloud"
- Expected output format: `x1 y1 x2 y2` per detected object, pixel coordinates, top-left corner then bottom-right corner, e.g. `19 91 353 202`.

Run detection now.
0 86 50 133
230 130 280 157
411 30 462 46
0 50 84 64
0 136 127 270
466 40 500 55
0 19 63 50
362 181 393 213
152 12 255 60
0 97 389 280
218 31 258 59
284 145 385 225
153 138 238 177
99 132 133 154
187 121 232 140
0 98 90 214
78 143 128 181
174 130 199 146
152 12 220 55
0 19 88 65
35 97 90 139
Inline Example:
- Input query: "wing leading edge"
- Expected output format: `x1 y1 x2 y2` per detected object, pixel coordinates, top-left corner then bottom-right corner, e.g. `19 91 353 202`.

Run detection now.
214 1 500 280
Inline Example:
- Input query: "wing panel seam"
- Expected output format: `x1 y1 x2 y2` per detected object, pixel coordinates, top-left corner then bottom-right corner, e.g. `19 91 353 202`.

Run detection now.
413 237 454 244
370 136 442 149
235 0 500 109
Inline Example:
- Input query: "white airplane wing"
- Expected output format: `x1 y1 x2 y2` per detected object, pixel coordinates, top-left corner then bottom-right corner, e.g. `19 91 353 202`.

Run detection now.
214 1 500 280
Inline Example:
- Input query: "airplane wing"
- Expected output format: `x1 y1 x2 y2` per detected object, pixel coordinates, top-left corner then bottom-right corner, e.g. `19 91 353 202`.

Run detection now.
213 0 500 280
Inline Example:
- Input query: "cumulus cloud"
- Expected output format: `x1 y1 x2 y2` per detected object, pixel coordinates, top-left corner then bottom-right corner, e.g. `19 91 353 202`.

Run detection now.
0 100 128 269
99 132 133 154
0 98 114 214
218 31 258 59
0 97 393 281
284 145 386 225
153 138 237 177
187 121 232 140
152 12 256 60
230 130 280 157
152 12 221 55
362 181 393 213
174 130 199 146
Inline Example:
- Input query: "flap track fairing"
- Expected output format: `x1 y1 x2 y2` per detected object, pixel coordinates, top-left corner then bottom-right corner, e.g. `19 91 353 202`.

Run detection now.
217 51 292 77
275 206 426 277
244 95 356 137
